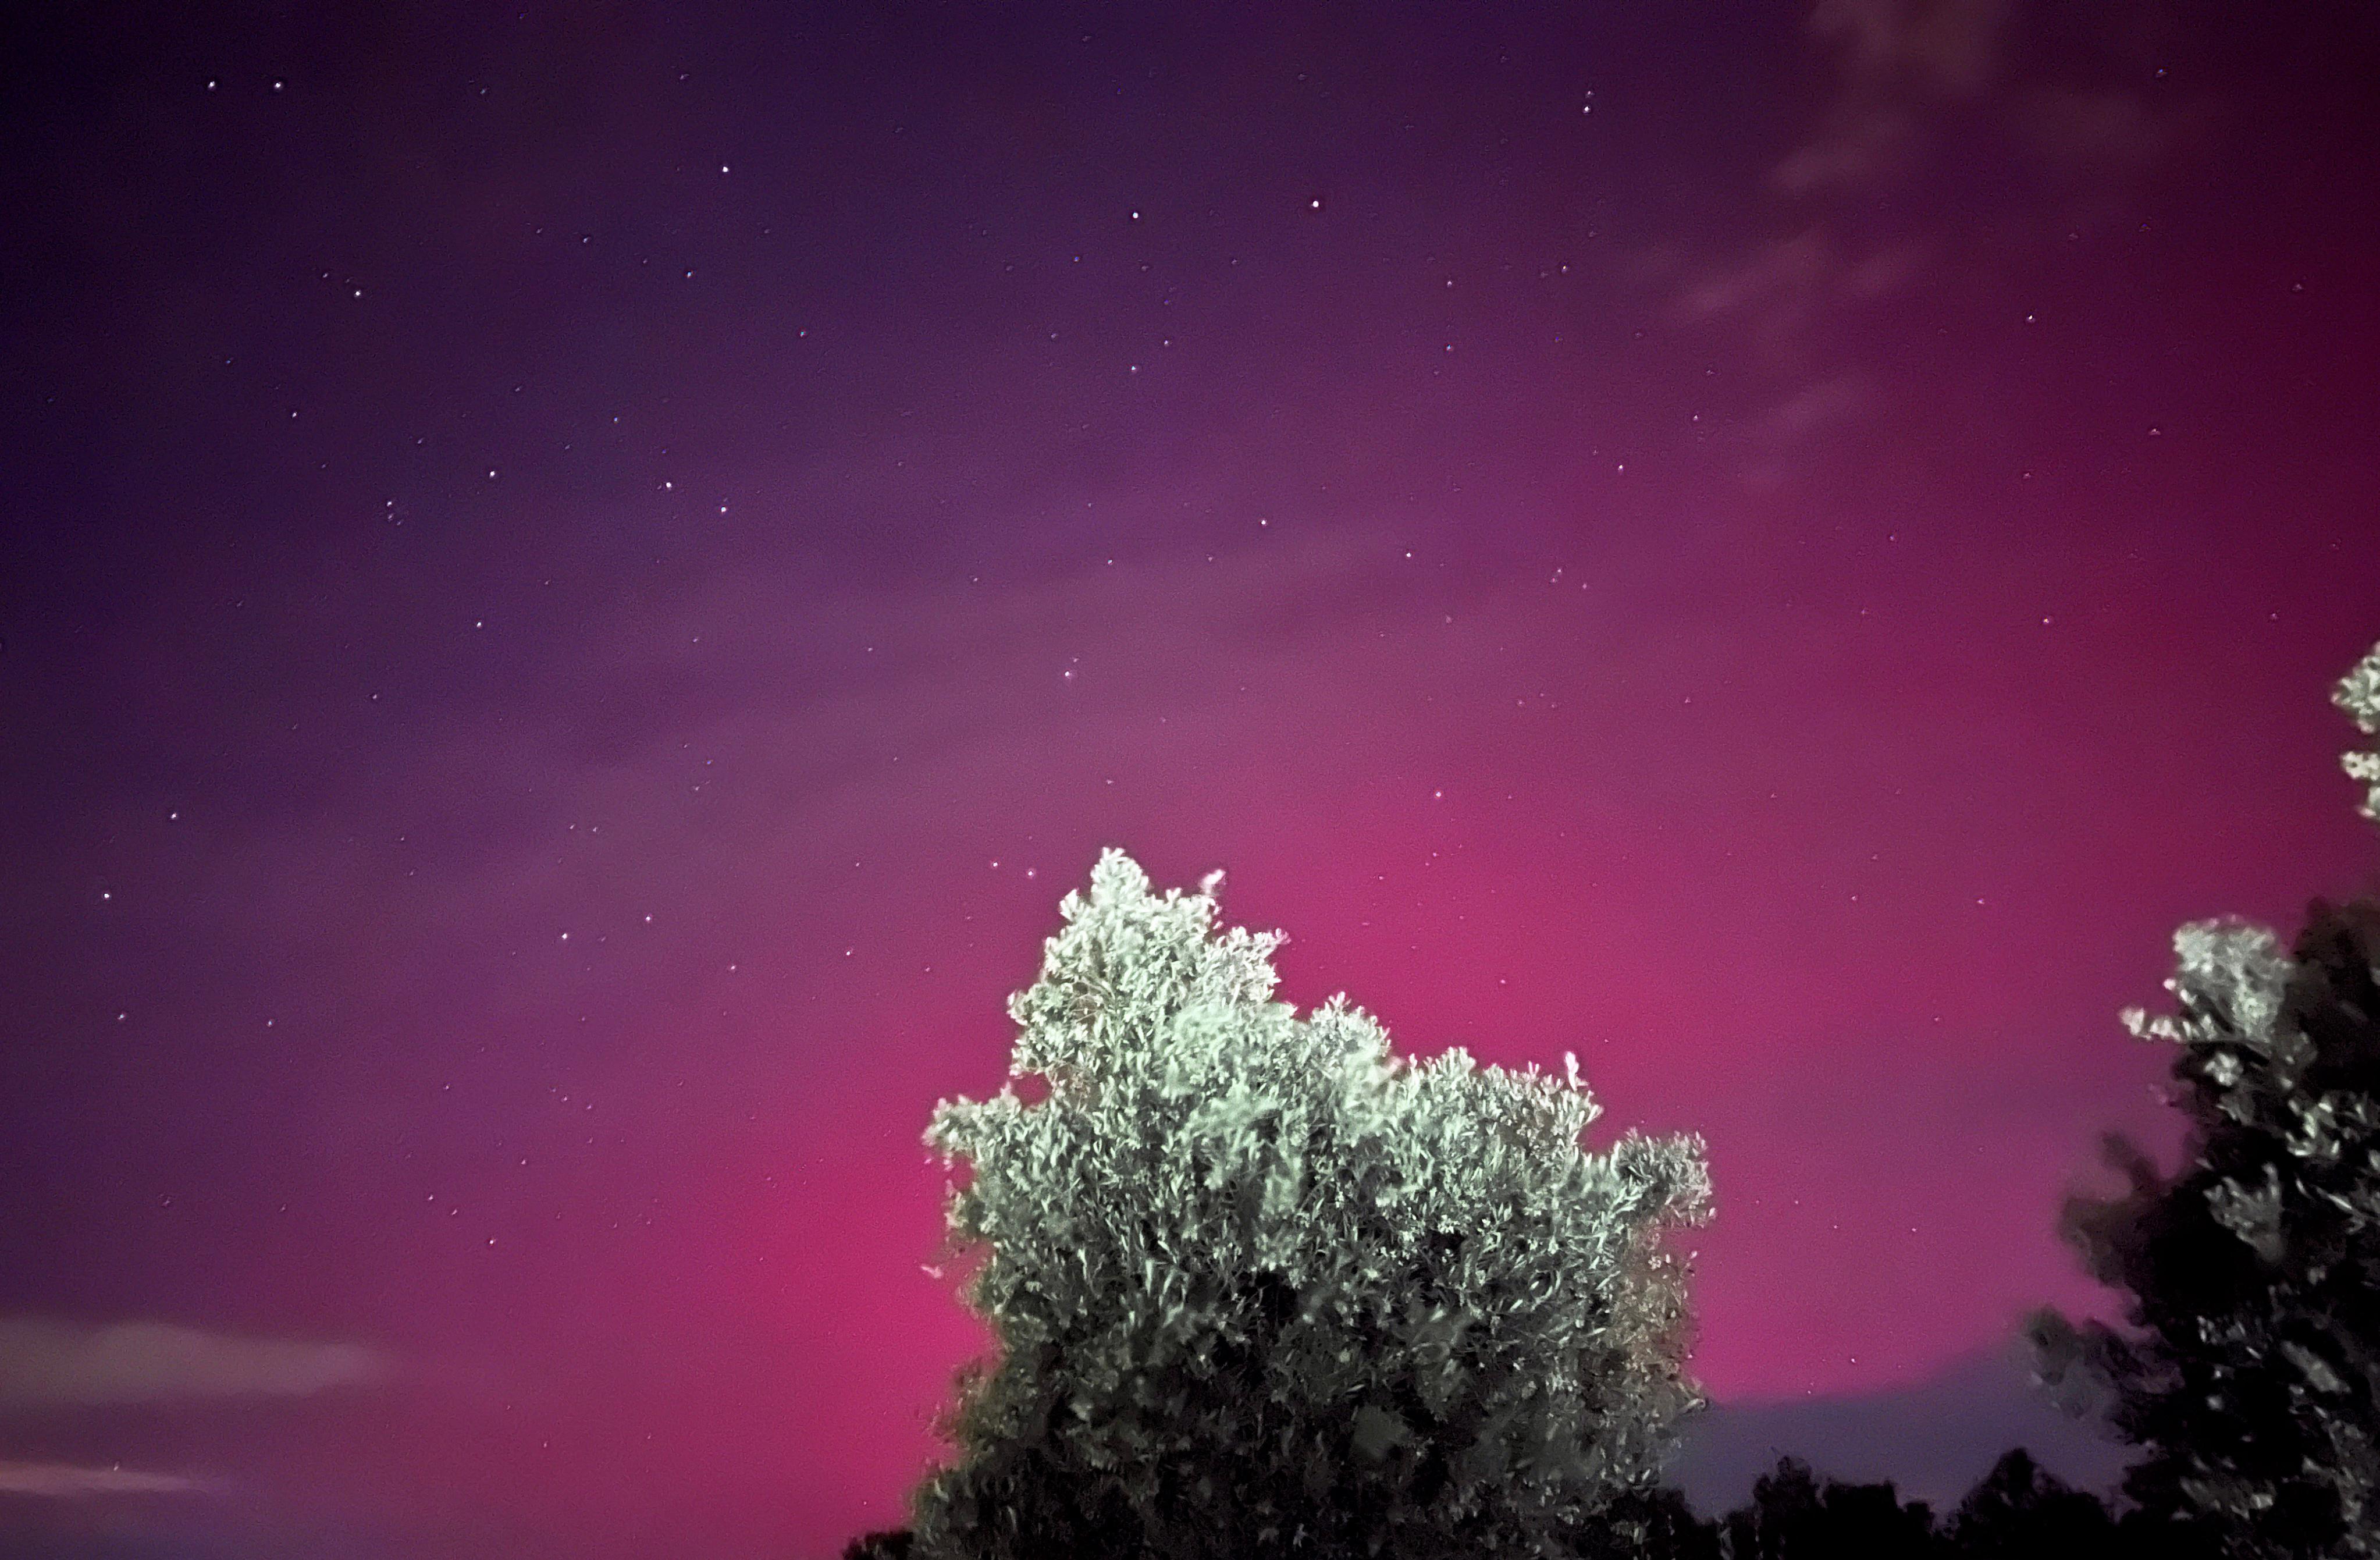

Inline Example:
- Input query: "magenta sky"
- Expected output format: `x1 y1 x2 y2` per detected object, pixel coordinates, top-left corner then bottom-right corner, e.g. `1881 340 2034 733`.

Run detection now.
4 3 2378 1556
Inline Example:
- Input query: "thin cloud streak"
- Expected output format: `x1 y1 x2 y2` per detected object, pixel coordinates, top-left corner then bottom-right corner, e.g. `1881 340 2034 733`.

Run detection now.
0 1317 386 1411
0 1459 212 1497
1663 0 2221 464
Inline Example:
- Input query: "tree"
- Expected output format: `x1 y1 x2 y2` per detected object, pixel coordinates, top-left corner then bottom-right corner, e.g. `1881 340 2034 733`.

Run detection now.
1720 1456 1821 1560
2339 641 2380 828
1566 1481 1722 1560
841 1531 915 1560
2025 639 2380 1559
1715 1456 1936 1560
1814 1475 1937 1559
893 850 1713 1560
1940 1448 2113 1559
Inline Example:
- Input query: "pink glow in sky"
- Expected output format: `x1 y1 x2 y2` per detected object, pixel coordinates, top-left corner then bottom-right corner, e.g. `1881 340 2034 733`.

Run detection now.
5 3 2378 1556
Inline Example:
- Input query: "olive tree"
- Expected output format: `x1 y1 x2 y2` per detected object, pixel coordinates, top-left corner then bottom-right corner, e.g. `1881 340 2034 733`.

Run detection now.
899 850 1712 1560
2026 639 2380 1559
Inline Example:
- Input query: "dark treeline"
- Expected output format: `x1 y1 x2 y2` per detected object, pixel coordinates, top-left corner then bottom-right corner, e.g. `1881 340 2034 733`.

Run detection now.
842 1442 2220 1560
1567 1447 2222 1560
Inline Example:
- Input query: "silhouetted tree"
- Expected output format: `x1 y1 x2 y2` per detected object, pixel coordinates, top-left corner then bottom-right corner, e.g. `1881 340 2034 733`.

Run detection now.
1714 1456 1936 1560
2109 1502 2226 1560
891 850 1713 1560
1939 1447 2112 1559
2025 640 2380 1560
1816 1475 1937 1559
1564 1481 1721 1560
840 1529 913 1560
1721 1456 1824 1560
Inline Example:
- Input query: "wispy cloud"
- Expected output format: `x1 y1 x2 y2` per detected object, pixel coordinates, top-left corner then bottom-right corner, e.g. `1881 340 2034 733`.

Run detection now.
2016 83 2211 180
1660 0 2219 461
1811 0 2008 96
1673 228 1838 327
1680 0 2011 349
1672 230 1929 340
1751 374 1877 447
1777 0 2010 195
0 1459 212 1497
0 1316 386 1411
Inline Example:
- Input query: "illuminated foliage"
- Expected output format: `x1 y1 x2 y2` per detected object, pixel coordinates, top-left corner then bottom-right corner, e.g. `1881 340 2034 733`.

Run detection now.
899 850 1712 1560
2026 641 2380 1559
2336 639 2380 827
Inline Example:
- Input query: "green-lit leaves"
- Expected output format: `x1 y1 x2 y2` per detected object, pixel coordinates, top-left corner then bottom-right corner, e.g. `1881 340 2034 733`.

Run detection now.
903 849 1713 1560
1351 1402 1418 1462
2205 1163 2287 1263
2336 641 2380 826
2034 888 2380 1559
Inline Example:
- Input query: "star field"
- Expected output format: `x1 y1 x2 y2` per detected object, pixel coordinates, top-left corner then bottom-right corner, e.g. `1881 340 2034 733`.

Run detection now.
2 4 2378 1557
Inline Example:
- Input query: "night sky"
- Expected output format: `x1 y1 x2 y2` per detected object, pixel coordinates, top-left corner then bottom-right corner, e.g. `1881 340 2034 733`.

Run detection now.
5 3 2379 1557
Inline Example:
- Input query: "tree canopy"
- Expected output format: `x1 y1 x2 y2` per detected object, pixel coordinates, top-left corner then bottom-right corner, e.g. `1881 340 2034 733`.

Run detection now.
2025 639 2380 1559
898 850 1712 1560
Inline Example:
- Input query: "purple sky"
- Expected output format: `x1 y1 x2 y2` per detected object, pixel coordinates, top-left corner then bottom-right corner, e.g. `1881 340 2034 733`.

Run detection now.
5 3 2379 1555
